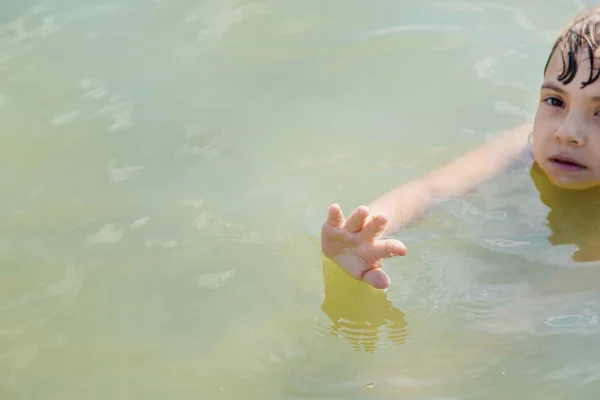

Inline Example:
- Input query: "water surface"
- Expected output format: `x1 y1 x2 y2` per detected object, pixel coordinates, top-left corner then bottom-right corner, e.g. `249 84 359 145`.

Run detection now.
2 0 600 398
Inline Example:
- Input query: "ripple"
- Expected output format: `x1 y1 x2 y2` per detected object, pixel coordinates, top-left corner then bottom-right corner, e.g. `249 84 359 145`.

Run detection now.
183 198 293 245
544 314 584 328
490 238 530 247
196 2 270 41
543 361 600 384
438 198 509 224
86 223 125 244
78 78 108 99
474 56 497 79
315 261 409 353
46 264 84 297
51 110 79 126
543 364 585 381
174 126 224 159
313 317 408 354
75 78 136 132
107 159 145 183
197 270 235 290
1 6 59 43
358 24 464 40
130 217 150 228
144 238 178 249
91 100 135 132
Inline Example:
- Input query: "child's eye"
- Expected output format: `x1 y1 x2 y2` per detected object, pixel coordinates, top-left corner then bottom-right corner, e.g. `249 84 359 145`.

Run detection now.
544 97 564 108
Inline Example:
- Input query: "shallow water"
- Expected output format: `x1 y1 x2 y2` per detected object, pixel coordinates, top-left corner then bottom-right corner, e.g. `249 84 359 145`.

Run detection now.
3 0 600 398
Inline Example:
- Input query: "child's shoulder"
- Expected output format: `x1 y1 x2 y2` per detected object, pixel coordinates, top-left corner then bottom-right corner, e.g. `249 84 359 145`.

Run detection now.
519 135 535 165
484 124 535 170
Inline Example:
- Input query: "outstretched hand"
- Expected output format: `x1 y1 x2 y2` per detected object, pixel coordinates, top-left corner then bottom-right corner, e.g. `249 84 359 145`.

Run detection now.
320 204 407 290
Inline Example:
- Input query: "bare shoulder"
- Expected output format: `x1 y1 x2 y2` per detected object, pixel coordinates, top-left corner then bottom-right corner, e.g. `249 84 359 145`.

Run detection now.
490 122 532 148
423 123 534 200
485 123 534 165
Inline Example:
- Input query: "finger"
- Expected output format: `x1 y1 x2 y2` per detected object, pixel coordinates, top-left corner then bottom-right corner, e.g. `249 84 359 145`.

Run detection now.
372 239 408 259
343 205 369 233
361 213 389 240
326 203 344 227
362 268 391 290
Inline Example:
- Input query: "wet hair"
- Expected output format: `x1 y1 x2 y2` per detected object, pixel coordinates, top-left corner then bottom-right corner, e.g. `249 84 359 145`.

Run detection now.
544 5 600 88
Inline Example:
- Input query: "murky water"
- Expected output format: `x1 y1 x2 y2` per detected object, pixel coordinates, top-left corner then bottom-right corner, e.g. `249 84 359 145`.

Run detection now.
3 0 600 398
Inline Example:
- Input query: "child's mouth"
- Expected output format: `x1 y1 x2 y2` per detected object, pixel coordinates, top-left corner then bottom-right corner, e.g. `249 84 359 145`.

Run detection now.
549 156 587 172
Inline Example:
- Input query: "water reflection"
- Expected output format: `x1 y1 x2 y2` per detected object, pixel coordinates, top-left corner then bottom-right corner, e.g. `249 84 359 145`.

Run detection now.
320 259 408 353
531 164 600 263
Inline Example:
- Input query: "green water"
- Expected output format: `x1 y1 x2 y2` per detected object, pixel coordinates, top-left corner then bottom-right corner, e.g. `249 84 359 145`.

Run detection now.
3 0 600 398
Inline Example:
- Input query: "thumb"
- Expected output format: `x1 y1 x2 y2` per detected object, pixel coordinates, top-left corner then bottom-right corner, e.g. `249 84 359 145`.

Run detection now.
362 268 391 290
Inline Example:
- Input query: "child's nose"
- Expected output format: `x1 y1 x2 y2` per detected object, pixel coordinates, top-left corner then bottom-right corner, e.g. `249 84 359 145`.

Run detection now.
554 121 586 146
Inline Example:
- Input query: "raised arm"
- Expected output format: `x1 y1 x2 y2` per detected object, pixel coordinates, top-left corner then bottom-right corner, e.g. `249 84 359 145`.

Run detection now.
321 124 532 289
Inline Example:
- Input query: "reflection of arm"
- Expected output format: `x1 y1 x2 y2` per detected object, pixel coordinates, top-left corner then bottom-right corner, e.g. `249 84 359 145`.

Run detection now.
320 258 407 353
369 124 532 236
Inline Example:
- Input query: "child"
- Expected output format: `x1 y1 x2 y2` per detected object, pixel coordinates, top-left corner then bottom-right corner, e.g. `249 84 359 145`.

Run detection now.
321 4 600 290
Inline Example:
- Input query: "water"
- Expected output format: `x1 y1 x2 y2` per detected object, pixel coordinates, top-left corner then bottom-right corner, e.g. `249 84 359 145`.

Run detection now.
2 0 600 398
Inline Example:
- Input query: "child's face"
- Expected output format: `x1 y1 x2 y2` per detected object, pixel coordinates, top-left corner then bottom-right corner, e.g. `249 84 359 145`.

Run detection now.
532 49 600 189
